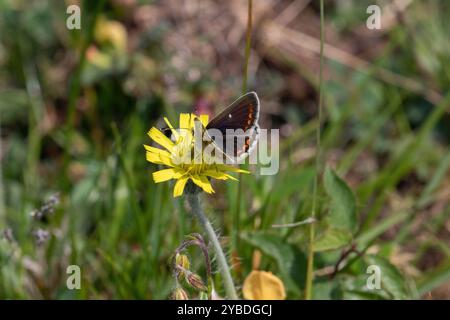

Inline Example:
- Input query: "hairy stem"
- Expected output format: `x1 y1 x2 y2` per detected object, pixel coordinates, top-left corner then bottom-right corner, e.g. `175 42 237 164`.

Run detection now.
187 194 238 300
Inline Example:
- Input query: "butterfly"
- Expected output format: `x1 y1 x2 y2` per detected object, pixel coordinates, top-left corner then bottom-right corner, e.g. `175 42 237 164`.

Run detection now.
202 91 260 163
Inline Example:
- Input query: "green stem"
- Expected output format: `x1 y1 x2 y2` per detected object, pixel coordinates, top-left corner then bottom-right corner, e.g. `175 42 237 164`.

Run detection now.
111 123 146 243
235 0 253 256
187 194 238 300
242 0 253 93
0 120 4 228
305 0 325 300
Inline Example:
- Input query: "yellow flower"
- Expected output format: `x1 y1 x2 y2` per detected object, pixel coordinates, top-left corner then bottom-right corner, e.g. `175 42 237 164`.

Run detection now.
94 17 127 52
242 270 286 300
145 113 249 197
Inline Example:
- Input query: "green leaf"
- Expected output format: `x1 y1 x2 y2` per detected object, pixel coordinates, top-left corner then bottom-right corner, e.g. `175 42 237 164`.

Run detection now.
356 212 408 248
241 232 306 294
314 228 352 252
312 280 342 299
342 290 388 300
337 274 390 300
365 255 411 299
324 167 358 233
417 260 450 297
0 89 29 124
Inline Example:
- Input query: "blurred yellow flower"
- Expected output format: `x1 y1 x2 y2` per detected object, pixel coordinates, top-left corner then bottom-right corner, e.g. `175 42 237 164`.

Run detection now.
145 113 248 197
94 16 127 52
242 270 286 300
86 46 111 69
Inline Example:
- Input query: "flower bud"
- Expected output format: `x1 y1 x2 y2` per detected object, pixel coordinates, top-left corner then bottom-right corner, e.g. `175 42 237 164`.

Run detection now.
172 287 189 300
175 253 190 270
175 253 190 280
186 272 207 292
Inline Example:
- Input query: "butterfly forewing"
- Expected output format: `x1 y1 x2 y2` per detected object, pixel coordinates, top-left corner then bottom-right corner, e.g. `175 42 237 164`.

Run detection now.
205 92 260 162
206 92 259 132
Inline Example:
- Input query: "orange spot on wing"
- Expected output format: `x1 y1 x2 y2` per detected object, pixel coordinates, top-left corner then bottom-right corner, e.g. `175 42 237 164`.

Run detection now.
244 137 250 151
244 105 254 131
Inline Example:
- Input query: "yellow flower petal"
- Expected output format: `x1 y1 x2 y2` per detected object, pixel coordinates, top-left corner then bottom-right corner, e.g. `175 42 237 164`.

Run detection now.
173 176 189 197
179 113 191 130
204 170 237 181
148 127 174 152
223 174 238 181
204 170 228 180
146 151 173 167
146 151 163 164
199 114 209 126
191 175 214 194
216 164 250 174
144 144 171 157
242 271 286 300
152 168 177 183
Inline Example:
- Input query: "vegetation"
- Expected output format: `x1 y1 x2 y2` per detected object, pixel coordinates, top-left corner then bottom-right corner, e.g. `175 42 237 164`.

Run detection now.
0 0 449 299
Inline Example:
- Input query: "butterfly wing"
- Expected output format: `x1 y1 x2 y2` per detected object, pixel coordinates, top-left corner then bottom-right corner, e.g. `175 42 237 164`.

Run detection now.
206 91 260 162
206 92 260 131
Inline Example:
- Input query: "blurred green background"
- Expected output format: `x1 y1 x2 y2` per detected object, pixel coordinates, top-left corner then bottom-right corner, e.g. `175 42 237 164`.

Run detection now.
0 0 449 299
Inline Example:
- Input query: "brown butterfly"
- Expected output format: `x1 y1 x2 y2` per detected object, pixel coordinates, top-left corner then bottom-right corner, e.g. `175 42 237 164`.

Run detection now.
203 91 260 163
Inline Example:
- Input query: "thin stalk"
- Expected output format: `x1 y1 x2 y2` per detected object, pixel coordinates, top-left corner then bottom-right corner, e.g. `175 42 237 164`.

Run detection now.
63 0 106 188
305 0 325 300
235 0 253 254
111 123 146 243
187 194 238 300
0 120 4 227
242 0 253 94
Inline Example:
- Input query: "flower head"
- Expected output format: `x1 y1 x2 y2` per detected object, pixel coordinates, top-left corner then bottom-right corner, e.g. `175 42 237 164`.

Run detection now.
145 113 248 197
